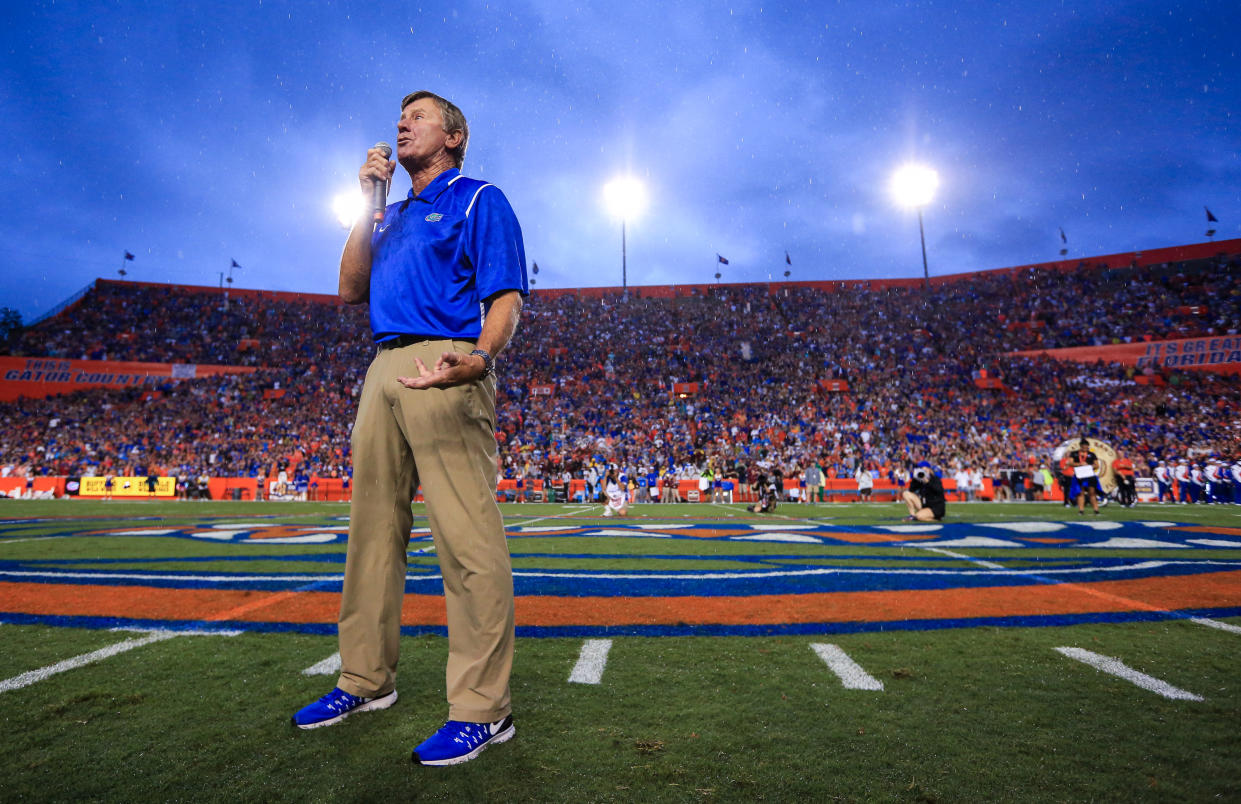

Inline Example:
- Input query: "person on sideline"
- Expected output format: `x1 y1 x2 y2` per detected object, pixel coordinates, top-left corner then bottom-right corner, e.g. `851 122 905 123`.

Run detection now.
602 468 629 517
803 461 823 504
1069 438 1102 515
292 91 527 767
855 463 874 501
902 464 946 522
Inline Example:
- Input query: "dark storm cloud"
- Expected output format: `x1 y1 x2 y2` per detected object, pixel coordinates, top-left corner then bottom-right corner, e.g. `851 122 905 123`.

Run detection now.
1 0 1237 321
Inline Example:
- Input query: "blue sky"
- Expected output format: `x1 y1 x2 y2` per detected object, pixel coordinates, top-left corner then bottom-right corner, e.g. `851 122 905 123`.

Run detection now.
2 1 1237 322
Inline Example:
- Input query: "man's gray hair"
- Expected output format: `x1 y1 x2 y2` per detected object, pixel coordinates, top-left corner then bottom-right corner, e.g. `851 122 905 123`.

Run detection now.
401 90 469 168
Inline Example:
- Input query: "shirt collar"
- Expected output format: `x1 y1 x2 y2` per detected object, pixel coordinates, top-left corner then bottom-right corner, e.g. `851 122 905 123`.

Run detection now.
406 167 461 204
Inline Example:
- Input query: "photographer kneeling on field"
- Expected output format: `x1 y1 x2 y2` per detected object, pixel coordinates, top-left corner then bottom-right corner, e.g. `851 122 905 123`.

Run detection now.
902 464 946 522
747 469 781 514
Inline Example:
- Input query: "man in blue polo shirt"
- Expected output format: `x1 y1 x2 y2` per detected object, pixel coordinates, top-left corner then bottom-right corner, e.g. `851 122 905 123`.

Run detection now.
292 90 527 768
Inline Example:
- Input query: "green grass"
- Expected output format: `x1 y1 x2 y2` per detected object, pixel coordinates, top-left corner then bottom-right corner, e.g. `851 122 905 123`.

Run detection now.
1 623 1238 801
1 499 1240 801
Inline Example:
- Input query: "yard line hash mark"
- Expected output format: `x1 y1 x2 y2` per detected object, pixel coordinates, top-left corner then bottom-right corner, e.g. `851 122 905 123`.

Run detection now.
302 652 342 676
1054 647 1203 701
811 643 884 691
568 639 613 685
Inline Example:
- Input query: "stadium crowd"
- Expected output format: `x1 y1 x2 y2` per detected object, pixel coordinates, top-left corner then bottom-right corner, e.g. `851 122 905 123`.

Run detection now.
3 253 1239 498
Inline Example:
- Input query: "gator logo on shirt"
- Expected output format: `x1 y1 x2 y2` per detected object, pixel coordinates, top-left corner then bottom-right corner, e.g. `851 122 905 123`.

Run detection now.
424 213 444 222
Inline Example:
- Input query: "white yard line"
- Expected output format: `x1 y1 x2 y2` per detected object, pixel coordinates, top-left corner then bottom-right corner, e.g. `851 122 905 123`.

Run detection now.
810 643 884 691
507 506 594 528
1054 647 1203 701
920 546 1006 570
568 639 613 685
1 630 197 694
301 652 342 676
0 536 71 545
1189 617 1241 635
6 558 1240 586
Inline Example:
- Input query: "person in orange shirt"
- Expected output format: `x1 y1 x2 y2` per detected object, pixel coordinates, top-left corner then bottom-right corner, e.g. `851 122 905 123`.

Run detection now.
1057 454 1075 508
1113 451 1136 508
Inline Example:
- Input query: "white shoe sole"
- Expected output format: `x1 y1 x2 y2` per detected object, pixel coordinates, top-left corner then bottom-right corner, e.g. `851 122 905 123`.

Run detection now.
416 723 516 766
294 689 398 730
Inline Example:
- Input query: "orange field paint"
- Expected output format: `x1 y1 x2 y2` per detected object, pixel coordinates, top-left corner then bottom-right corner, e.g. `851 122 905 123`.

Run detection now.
1171 526 1241 537
3 570 1240 629
824 532 940 544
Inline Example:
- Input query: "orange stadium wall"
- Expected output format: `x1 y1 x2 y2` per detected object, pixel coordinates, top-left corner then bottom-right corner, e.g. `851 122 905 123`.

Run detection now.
529 238 1241 301
1011 335 1241 375
0 477 65 498
0 357 257 401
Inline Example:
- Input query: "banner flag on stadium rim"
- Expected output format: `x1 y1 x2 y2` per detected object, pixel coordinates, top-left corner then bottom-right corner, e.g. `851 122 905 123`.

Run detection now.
785 251 792 265
231 258 241 268
124 251 135 260
1205 207 1218 223
717 254 729 265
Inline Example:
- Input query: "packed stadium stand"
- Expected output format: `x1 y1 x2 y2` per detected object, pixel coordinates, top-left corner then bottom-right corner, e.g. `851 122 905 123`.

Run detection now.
2 241 1238 502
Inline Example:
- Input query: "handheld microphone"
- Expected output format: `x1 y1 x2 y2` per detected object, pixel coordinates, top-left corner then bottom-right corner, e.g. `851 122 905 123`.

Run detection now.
372 141 393 225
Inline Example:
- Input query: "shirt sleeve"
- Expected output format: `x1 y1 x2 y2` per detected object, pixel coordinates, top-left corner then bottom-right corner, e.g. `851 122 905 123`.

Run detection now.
464 185 530 302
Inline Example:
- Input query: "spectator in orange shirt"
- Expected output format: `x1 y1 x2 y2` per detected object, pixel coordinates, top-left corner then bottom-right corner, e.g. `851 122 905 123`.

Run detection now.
1113 451 1136 508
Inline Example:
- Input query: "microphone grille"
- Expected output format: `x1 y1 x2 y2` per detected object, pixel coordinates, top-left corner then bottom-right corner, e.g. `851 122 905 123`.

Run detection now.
374 141 393 158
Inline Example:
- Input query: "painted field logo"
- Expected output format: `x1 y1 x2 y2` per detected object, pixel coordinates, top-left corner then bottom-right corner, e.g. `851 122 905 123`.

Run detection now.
0 518 1239 637
425 212 444 222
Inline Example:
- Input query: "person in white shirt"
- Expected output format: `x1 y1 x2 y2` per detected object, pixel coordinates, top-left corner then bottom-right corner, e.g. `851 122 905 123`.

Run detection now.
1204 460 1225 504
968 467 984 501
1153 461 1172 503
1173 460 1193 504
953 468 972 502
855 464 874 501
602 469 628 517
1190 463 1206 504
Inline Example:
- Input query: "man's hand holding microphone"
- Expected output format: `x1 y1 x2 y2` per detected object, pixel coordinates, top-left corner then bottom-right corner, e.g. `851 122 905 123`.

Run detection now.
361 142 396 227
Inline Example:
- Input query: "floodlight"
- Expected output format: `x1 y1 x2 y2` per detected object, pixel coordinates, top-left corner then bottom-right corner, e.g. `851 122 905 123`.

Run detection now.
332 191 366 229
890 163 939 209
602 176 648 299
602 176 647 221
889 163 940 290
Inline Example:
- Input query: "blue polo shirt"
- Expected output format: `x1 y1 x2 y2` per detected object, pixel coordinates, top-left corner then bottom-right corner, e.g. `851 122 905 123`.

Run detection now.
369 168 528 341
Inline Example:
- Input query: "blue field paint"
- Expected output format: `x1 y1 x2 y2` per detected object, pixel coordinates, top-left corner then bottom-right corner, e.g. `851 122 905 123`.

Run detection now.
4 518 1241 636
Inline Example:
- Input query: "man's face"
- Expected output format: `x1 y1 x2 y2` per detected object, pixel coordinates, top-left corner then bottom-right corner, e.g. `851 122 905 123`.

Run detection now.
397 97 459 167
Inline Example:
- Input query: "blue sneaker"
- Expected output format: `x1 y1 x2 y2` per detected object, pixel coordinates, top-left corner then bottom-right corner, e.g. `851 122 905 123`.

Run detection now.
412 715 515 766
291 687 397 730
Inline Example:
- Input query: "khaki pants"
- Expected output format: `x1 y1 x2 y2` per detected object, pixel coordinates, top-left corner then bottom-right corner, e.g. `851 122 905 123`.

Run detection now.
337 339 514 724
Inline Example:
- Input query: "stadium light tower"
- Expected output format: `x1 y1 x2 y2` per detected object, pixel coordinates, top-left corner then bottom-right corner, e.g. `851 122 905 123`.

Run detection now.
602 176 647 299
890 163 939 290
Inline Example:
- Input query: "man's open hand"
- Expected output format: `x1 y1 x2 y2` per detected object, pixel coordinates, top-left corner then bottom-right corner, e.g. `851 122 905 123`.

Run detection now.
396 351 485 389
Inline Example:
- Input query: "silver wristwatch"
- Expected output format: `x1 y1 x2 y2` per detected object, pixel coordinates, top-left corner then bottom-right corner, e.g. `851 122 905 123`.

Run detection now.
469 349 495 377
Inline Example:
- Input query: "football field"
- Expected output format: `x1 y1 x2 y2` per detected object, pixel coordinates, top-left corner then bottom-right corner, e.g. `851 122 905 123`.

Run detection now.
1 498 1239 801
